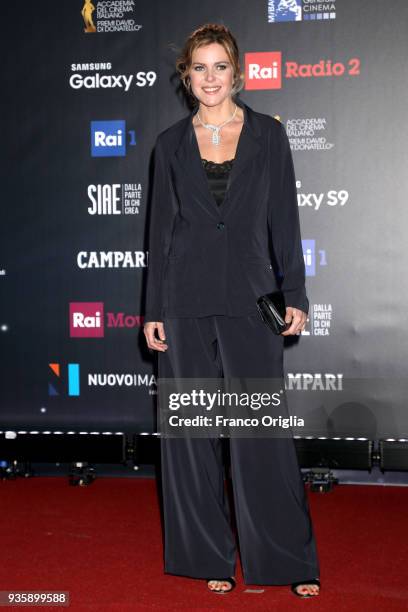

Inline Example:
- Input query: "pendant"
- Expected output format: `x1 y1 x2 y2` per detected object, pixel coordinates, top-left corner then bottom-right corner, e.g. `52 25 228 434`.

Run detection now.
212 127 220 145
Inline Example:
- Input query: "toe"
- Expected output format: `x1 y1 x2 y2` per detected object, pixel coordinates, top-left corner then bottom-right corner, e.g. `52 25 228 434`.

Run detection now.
207 578 234 592
208 580 221 590
296 584 319 596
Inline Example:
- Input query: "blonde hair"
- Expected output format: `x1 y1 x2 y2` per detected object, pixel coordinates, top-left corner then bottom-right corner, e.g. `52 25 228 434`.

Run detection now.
175 23 244 104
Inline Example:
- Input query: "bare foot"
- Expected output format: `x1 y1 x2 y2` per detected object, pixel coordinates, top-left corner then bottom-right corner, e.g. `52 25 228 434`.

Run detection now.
207 578 235 593
293 583 320 596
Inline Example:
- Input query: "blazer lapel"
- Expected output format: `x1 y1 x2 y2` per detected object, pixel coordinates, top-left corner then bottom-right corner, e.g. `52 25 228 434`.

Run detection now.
172 98 262 219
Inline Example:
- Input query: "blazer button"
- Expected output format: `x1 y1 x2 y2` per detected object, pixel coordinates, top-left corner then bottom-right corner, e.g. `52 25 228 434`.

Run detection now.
217 222 225 230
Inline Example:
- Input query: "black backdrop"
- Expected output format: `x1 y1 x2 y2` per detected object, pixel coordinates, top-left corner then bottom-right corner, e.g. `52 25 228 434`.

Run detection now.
1 1 408 437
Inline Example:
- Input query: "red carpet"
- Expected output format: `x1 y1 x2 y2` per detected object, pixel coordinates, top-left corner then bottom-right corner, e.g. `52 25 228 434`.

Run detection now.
1 478 407 610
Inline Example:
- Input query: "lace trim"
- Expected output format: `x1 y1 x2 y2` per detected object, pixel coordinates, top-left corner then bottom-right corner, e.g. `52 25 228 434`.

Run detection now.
201 158 235 173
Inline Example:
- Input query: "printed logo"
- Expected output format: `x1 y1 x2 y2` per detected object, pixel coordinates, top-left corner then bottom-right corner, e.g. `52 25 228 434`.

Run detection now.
87 184 142 215
76 251 147 269
286 372 343 390
297 181 349 211
48 363 80 396
69 302 144 337
91 120 136 157
69 62 157 91
70 302 104 338
267 0 337 23
245 52 282 90
81 0 143 34
303 239 327 276
310 303 333 336
268 0 302 22
245 52 360 90
285 117 335 152
81 0 97 32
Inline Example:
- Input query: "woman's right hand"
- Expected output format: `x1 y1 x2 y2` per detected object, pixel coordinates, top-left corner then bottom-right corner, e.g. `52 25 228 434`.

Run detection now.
144 321 168 352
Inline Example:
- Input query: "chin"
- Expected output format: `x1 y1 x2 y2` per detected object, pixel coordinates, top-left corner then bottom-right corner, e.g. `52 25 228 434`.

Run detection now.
200 92 228 104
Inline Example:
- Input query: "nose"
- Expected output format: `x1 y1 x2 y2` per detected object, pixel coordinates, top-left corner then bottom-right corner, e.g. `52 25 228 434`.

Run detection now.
204 67 217 82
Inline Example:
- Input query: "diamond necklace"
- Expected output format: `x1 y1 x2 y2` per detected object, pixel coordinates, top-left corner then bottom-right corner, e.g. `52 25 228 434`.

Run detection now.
196 103 238 146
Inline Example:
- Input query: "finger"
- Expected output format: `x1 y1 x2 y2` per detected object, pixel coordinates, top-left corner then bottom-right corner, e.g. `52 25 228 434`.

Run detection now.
146 334 168 351
294 322 305 334
285 307 294 325
147 332 168 351
156 322 167 342
299 319 307 332
294 317 305 334
149 340 168 351
297 314 307 333
282 315 302 336
144 326 168 351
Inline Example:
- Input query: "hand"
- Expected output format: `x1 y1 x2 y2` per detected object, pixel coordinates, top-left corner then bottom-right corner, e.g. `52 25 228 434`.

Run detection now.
281 306 307 336
144 321 168 351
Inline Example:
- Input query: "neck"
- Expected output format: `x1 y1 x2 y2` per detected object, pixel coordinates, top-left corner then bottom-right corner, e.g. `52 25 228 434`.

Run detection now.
196 98 237 125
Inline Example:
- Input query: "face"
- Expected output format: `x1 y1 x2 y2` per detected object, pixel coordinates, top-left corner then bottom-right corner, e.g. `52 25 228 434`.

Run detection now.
188 42 235 105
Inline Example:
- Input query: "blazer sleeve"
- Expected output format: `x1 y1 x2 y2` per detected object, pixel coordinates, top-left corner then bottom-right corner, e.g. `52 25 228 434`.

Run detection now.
144 134 175 323
268 120 309 315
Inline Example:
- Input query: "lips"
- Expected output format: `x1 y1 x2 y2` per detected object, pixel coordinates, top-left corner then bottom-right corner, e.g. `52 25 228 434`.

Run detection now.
202 86 221 94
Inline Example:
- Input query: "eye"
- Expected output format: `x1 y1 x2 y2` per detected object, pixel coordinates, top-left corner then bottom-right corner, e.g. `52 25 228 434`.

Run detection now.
192 64 229 71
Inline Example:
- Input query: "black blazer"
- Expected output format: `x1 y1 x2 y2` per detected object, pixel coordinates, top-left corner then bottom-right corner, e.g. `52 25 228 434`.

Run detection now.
144 97 309 322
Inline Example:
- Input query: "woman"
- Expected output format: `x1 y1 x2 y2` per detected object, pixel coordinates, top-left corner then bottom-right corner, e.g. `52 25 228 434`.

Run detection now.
144 23 320 597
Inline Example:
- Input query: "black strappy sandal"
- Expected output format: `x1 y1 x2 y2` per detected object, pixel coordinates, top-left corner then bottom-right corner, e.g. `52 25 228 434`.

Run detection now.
291 578 320 597
206 576 236 594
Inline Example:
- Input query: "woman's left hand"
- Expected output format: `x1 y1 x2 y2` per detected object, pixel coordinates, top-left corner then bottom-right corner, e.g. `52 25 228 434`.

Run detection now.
281 306 307 336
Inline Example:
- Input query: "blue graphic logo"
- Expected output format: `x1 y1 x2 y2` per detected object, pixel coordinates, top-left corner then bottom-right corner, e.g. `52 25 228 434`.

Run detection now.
303 239 316 276
268 0 336 23
268 0 302 22
91 120 126 157
303 239 327 276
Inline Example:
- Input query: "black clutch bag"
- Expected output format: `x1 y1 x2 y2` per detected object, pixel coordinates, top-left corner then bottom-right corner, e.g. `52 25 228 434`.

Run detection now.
256 290 289 335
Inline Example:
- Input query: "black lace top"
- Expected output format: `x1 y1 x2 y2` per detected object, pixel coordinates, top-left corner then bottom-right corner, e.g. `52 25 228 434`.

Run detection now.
201 158 234 206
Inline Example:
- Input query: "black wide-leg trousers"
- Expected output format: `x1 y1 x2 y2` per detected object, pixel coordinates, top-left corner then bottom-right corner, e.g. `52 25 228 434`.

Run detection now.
157 314 320 585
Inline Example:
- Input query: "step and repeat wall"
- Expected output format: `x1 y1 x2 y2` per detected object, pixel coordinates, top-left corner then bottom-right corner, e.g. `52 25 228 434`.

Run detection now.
2 1 408 436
